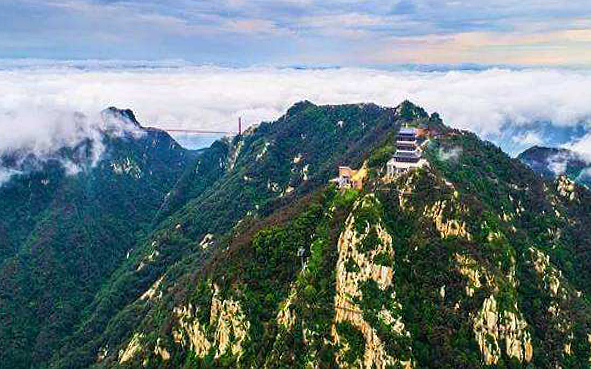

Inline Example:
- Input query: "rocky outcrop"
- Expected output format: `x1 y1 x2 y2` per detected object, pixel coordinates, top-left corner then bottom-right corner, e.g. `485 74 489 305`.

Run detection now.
140 276 163 301
455 253 533 365
111 157 142 178
332 196 413 369
528 247 579 358
277 286 297 330
424 200 472 240
455 254 487 297
473 296 533 365
118 333 144 364
153 338 170 361
172 284 250 360
557 176 577 202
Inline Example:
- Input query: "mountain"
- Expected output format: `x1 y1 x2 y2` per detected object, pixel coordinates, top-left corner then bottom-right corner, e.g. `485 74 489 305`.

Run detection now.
518 146 591 187
41 101 442 369
4 101 591 369
82 109 591 369
484 122 588 158
0 108 195 369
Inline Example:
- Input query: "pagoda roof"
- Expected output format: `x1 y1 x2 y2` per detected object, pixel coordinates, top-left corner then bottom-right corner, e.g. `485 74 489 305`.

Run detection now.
399 128 417 135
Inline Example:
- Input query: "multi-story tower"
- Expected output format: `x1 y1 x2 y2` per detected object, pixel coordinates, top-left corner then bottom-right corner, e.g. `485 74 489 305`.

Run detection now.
386 128 424 176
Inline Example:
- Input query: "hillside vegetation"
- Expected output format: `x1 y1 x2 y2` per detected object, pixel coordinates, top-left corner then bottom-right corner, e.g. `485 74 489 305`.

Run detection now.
2 101 591 369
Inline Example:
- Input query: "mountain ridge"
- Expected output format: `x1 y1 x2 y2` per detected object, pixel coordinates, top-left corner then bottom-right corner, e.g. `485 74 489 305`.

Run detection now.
3 101 591 369
0 110 196 369
518 146 591 188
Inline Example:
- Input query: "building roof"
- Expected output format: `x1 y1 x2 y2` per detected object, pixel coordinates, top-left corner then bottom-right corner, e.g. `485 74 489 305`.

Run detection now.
396 143 417 148
399 128 417 135
394 151 421 158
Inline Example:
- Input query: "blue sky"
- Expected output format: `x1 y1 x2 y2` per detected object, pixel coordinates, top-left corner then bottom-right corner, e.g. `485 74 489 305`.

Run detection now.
2 0 591 66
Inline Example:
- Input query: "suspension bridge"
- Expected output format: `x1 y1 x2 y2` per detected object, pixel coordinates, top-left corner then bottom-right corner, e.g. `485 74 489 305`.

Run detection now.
158 117 243 136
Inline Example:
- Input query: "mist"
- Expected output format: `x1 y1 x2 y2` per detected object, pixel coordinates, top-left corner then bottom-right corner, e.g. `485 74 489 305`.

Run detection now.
0 105 143 184
1 62 590 162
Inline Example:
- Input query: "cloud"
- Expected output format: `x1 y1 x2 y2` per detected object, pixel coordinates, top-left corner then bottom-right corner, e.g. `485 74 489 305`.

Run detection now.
542 148 591 179
546 152 571 176
2 0 591 65
438 147 463 162
0 63 590 160
564 133 591 159
578 167 591 182
512 131 543 146
0 103 143 184
0 168 22 186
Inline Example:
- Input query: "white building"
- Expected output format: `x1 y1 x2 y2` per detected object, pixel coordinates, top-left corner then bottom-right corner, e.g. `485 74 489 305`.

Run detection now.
386 128 427 176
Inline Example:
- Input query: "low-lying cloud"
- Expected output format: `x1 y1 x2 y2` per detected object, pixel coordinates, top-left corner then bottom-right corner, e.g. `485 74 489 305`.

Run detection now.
565 133 591 159
438 147 463 163
0 104 143 184
1 62 590 167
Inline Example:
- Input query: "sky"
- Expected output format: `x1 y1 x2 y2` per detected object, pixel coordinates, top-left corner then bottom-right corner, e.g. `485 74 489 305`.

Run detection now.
1 0 591 66
1 1 591 184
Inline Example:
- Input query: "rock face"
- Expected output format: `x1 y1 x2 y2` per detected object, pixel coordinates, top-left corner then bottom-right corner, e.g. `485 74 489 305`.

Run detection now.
472 296 533 365
172 284 250 360
424 199 472 240
276 287 297 330
332 195 413 369
118 333 144 364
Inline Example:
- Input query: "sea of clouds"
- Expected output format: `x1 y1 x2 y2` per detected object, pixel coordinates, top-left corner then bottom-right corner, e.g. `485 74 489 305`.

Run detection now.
1 61 590 182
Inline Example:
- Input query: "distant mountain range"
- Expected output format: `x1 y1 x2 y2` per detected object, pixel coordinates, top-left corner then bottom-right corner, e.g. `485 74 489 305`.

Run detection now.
519 146 591 187
2 102 591 369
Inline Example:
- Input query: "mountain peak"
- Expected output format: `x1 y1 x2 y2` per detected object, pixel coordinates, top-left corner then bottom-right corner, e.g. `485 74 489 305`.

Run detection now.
285 100 317 116
102 107 142 128
396 100 429 120
518 145 590 186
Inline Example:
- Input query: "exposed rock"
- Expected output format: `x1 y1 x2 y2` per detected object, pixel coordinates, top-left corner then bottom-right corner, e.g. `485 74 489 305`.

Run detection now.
473 296 533 365
557 176 576 201
332 196 413 369
277 287 297 330
455 254 484 297
119 333 144 364
199 234 215 249
97 345 109 363
137 248 160 272
173 303 211 357
140 276 163 301
256 141 270 161
172 284 250 361
111 157 142 178
154 338 171 361
227 139 244 171
211 290 250 358
424 200 472 240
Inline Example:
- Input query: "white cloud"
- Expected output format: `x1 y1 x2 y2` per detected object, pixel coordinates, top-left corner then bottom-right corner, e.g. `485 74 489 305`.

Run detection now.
0 63 590 161
564 133 591 159
0 168 22 186
578 167 591 182
547 153 570 176
438 146 462 162
513 131 543 146
0 102 143 184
